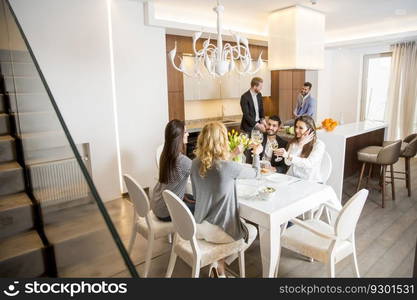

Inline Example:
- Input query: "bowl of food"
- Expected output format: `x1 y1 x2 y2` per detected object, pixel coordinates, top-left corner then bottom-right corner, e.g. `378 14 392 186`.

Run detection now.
258 186 276 200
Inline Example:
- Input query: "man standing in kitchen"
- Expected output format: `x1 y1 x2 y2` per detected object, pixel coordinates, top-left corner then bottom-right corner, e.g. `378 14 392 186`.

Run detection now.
293 82 316 120
240 77 267 134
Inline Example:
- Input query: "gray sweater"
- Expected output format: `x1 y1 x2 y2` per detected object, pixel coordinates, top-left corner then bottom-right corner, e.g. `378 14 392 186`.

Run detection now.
151 154 191 219
191 155 260 241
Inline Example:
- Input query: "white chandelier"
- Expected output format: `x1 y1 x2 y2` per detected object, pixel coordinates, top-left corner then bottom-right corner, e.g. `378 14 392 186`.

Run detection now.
168 1 263 77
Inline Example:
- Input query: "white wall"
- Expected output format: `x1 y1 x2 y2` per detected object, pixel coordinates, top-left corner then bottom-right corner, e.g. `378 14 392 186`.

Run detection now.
316 45 390 124
10 0 169 198
110 0 168 191
10 0 121 200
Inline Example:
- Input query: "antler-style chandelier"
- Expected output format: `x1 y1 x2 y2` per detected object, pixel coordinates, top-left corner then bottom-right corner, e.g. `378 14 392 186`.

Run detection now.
168 1 263 77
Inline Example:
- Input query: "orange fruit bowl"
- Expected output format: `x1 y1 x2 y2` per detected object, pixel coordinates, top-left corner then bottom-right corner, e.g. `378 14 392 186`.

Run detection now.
320 118 338 132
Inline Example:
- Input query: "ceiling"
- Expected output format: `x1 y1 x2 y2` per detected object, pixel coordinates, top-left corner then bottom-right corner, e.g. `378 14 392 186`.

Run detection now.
151 0 417 43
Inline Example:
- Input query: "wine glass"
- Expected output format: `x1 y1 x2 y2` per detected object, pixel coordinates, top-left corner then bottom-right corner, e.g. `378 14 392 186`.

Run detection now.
251 129 260 139
251 131 263 145
270 139 282 162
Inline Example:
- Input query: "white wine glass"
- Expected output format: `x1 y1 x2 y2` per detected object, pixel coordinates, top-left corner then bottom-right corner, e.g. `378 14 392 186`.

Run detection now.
270 139 282 162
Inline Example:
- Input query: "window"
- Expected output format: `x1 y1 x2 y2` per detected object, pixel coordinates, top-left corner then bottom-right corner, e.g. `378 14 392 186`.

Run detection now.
360 53 392 122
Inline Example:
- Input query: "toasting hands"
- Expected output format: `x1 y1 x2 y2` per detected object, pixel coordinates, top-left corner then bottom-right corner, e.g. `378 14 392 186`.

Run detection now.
274 148 288 159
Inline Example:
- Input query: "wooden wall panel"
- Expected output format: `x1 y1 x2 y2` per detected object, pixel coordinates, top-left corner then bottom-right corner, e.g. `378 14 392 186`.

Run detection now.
168 91 185 121
270 69 305 122
278 89 293 122
166 55 184 93
269 70 280 118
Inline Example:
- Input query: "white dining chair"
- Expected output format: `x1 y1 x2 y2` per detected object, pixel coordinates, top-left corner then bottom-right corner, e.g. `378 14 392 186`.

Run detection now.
156 144 164 169
162 190 247 278
314 151 333 222
302 151 333 222
277 189 368 278
123 174 174 277
320 151 332 184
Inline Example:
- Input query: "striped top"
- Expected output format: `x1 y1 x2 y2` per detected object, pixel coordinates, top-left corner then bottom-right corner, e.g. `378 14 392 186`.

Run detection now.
151 154 192 219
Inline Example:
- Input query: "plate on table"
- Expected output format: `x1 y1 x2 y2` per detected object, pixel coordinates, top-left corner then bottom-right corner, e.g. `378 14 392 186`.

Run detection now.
264 173 297 184
237 184 259 200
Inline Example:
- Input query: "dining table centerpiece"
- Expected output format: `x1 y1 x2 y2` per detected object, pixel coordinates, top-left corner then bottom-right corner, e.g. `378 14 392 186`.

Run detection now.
228 129 250 163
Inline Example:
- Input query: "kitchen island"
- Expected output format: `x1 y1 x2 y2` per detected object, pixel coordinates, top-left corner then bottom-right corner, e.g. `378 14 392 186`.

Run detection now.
317 120 388 200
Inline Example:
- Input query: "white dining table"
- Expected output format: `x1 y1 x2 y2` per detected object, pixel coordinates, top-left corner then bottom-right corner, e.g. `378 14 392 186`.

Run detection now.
237 173 342 278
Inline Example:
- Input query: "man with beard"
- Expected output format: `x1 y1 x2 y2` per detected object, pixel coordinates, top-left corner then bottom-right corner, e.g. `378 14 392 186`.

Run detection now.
240 77 267 134
294 82 316 119
248 115 288 174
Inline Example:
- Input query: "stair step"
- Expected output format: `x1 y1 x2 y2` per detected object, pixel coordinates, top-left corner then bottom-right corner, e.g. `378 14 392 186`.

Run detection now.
20 131 68 152
0 113 9 135
0 230 45 277
0 50 32 63
11 111 60 133
25 145 75 166
0 162 25 196
0 193 34 239
4 76 45 94
0 135 16 163
0 94 5 113
8 93 54 113
44 200 124 273
0 62 37 77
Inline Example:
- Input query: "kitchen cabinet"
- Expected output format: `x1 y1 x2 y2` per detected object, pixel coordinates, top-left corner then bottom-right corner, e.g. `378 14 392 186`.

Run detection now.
183 56 220 100
183 56 271 100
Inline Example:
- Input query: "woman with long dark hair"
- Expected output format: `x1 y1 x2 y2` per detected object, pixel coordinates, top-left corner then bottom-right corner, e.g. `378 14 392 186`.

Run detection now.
151 119 194 221
275 115 325 182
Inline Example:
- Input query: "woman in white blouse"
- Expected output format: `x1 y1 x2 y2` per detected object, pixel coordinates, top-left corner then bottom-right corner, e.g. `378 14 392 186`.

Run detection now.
276 115 325 182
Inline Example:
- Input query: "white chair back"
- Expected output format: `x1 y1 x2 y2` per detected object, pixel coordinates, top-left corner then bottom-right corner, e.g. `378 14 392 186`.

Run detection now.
123 174 150 218
335 189 368 240
162 190 196 241
156 144 164 169
320 151 332 184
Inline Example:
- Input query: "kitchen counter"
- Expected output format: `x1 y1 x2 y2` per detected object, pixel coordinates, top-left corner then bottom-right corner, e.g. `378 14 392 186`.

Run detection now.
186 115 242 133
317 120 388 200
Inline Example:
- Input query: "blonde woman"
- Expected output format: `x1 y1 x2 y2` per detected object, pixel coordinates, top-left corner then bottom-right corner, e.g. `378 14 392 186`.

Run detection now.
276 115 325 182
191 121 262 277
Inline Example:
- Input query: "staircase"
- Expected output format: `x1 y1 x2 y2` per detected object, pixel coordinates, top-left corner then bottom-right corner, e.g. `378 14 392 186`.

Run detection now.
0 0 137 277
0 79 46 277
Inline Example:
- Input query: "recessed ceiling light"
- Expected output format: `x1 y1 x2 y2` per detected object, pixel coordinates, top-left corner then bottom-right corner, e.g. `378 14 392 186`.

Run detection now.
395 9 407 16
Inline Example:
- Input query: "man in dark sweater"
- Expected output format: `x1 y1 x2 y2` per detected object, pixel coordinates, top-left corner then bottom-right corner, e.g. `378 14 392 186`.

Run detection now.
247 115 288 174
240 77 267 134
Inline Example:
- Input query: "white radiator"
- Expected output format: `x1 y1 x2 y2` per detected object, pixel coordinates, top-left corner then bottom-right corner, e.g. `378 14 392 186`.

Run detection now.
29 158 90 207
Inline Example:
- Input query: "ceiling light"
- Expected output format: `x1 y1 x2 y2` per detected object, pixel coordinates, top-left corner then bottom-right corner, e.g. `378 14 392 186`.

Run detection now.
168 1 263 77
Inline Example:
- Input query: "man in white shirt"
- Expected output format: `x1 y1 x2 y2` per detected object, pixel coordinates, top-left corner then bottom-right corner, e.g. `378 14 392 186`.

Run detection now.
240 77 267 133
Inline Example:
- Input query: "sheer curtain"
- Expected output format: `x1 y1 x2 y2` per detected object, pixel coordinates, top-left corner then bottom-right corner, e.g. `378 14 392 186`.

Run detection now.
385 41 417 140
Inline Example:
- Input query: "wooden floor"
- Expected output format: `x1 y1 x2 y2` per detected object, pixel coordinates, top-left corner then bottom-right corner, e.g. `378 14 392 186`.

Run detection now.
113 157 417 278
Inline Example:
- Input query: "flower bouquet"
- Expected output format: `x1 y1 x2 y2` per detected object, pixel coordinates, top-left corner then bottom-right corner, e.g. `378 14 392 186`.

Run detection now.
228 129 251 163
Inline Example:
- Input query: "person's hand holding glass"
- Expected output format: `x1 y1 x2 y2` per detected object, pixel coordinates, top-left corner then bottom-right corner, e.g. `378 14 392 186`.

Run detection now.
269 138 282 162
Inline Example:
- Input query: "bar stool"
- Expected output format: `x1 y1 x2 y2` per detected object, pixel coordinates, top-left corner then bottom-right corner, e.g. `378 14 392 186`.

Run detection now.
395 134 417 197
356 140 402 208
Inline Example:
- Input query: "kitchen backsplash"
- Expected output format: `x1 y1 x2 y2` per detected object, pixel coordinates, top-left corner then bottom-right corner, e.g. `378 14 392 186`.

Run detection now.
185 98 242 121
